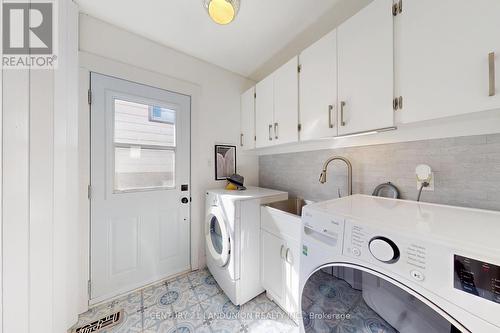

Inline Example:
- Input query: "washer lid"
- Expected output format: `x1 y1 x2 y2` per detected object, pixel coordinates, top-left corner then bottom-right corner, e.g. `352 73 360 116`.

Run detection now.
205 207 230 267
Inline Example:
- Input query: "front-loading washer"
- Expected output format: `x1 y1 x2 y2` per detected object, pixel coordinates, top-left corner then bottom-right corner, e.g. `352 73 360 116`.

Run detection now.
205 187 287 305
300 194 500 333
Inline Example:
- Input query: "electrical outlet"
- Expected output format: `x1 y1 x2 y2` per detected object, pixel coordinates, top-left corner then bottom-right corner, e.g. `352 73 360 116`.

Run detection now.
417 172 434 191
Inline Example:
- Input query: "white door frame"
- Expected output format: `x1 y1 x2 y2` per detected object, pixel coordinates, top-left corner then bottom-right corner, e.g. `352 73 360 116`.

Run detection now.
79 52 202 308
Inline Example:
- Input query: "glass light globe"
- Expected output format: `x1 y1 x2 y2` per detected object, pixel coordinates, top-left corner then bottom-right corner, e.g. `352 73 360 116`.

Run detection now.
203 0 240 25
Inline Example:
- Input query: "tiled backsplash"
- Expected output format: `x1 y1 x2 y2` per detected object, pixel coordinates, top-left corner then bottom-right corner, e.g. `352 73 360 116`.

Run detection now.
259 134 500 211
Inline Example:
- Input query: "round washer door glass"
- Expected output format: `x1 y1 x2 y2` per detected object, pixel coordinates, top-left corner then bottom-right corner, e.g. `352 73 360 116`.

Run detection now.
301 265 466 333
210 216 223 254
205 208 230 267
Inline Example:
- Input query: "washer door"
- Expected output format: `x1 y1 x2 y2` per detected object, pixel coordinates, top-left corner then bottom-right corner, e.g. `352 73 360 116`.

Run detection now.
301 264 468 333
205 207 230 267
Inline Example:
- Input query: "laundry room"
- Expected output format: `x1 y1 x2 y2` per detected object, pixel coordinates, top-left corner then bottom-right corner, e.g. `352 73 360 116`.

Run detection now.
1 0 500 332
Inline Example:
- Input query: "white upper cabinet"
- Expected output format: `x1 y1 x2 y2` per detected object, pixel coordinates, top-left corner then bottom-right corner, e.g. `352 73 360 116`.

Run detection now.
240 87 255 150
299 30 338 140
273 56 299 145
255 75 275 148
397 0 500 123
255 57 299 148
337 0 394 135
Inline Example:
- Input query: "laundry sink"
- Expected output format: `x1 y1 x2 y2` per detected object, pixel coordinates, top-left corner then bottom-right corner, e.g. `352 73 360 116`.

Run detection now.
265 198 310 217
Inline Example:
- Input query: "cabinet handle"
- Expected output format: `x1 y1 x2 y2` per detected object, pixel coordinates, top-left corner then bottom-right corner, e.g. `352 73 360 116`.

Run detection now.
328 105 334 128
240 133 244 147
274 123 279 140
489 52 496 97
340 101 346 126
280 245 285 259
285 248 291 264
268 124 273 141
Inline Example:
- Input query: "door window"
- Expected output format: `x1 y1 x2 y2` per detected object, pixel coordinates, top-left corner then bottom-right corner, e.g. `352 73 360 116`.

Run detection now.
113 99 176 192
302 265 465 333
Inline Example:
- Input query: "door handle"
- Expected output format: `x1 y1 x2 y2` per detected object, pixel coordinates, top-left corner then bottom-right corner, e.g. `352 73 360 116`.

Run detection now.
340 101 346 126
181 197 189 204
489 52 496 97
328 105 334 128
240 133 244 147
280 245 285 259
274 123 279 140
285 248 291 264
268 124 273 141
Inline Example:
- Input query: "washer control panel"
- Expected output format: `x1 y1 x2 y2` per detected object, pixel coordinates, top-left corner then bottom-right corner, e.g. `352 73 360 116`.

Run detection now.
454 255 500 304
343 220 429 284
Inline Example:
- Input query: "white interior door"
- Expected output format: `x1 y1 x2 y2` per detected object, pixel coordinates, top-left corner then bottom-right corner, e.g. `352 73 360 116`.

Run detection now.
90 73 191 302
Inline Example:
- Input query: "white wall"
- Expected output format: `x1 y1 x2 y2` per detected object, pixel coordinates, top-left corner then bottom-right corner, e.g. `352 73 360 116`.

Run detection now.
78 14 259 294
1 1 80 332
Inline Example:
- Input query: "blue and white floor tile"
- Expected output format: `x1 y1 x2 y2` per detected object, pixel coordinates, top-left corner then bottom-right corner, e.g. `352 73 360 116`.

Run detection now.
301 270 398 333
73 268 299 333
187 269 212 287
169 286 200 313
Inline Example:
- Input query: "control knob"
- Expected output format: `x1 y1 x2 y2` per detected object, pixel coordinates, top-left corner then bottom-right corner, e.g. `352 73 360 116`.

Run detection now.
369 237 400 263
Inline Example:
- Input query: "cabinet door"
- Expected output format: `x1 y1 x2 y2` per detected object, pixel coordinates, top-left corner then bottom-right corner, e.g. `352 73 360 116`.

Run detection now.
255 75 275 148
299 30 338 140
274 56 299 145
284 239 300 319
398 0 500 123
261 230 285 305
338 0 394 135
240 87 255 150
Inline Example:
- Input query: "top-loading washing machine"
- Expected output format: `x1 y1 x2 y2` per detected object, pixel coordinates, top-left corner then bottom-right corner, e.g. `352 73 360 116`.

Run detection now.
205 186 287 305
299 194 500 333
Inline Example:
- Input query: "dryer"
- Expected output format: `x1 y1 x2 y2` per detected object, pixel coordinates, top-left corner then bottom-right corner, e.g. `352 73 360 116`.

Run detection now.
300 194 500 333
205 187 287 305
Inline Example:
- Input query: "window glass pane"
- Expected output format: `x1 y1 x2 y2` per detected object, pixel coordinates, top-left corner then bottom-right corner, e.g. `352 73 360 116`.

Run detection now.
114 147 175 192
114 99 176 147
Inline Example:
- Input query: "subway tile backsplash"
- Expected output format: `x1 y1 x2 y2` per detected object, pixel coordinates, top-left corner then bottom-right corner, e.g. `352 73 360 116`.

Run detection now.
259 134 500 211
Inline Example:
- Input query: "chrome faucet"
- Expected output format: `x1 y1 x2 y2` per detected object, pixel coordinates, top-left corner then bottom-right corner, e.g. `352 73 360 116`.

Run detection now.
319 156 353 196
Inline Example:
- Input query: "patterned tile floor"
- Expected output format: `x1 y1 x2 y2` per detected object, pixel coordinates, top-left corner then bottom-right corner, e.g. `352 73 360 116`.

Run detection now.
302 270 397 333
73 268 298 333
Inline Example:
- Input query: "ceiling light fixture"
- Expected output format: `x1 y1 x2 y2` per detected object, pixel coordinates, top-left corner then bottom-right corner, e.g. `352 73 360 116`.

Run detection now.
204 0 240 25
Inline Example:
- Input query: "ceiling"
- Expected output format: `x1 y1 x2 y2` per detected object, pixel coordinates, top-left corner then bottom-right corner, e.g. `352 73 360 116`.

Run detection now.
76 0 342 79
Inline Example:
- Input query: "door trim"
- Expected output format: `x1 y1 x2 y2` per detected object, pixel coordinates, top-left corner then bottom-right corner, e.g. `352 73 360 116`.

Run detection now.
79 51 202 308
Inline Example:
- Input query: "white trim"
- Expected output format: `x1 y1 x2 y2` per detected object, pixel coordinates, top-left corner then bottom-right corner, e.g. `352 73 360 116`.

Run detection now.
2 55 31 333
0 0 3 329
79 51 203 307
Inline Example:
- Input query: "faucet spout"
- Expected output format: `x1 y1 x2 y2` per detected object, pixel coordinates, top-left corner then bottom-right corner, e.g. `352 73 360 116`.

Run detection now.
319 156 353 196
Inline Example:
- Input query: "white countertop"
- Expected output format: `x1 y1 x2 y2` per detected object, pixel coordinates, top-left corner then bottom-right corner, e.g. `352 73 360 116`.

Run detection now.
207 186 288 201
304 194 500 253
